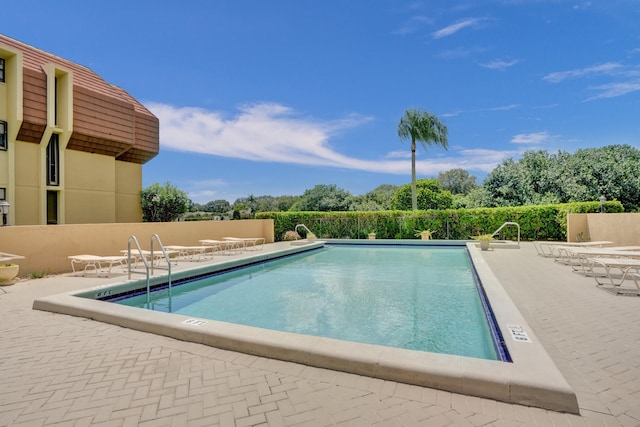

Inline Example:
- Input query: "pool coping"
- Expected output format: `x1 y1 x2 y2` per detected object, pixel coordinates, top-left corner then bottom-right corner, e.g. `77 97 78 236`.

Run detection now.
32 240 579 414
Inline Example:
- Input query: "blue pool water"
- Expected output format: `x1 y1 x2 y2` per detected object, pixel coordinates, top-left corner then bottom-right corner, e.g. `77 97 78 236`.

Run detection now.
111 245 506 361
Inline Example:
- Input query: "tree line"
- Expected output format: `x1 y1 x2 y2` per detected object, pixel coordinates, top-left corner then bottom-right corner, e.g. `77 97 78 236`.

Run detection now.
141 144 640 222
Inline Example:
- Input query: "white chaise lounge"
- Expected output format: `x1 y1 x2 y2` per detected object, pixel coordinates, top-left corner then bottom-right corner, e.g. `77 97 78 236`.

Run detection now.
69 254 127 277
533 240 614 257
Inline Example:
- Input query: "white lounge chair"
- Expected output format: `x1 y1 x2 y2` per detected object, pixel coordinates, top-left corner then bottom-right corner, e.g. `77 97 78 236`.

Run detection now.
164 245 216 261
120 249 179 267
584 256 640 286
69 254 127 277
199 239 242 254
222 237 265 251
534 240 614 257
554 247 640 272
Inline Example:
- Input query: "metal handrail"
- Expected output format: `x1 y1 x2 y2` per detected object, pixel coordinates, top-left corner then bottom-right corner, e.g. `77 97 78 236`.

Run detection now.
127 235 151 306
295 223 315 239
150 234 172 304
127 234 173 309
492 222 520 245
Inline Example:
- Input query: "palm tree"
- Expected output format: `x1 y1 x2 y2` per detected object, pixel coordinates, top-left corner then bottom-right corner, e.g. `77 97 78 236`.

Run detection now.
398 108 449 210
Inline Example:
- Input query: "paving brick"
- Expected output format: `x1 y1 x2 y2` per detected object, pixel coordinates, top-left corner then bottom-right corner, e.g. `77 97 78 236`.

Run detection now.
2 243 639 426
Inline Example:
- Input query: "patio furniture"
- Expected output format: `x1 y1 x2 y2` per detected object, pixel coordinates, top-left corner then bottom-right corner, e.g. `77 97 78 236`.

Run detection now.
164 245 216 261
533 240 614 257
69 255 127 277
222 237 266 251
584 256 640 287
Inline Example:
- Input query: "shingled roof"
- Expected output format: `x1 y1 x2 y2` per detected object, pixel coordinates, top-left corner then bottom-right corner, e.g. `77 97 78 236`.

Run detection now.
0 34 158 164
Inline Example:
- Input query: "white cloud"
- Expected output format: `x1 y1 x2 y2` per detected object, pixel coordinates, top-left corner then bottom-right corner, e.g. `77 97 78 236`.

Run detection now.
438 46 488 59
146 102 513 177
187 189 221 203
543 62 623 83
573 2 592 10
147 102 374 168
432 18 483 39
511 132 550 144
392 15 432 35
585 81 640 101
443 104 519 117
385 150 412 159
481 58 519 70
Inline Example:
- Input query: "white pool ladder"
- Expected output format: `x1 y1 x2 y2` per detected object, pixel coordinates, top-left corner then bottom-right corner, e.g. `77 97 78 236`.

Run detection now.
491 222 520 247
295 224 316 240
127 234 173 307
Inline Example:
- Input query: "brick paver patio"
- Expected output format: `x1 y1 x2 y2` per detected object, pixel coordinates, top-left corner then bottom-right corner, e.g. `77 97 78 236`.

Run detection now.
1 242 638 426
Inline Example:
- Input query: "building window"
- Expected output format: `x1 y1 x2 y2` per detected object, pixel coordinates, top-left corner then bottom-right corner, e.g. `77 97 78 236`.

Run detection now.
0 58 5 83
0 121 7 150
54 76 58 126
47 133 60 186
0 188 5 200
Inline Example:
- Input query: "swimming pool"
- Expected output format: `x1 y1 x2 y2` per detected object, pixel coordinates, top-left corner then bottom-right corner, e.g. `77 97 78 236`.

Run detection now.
33 240 579 413
109 245 508 361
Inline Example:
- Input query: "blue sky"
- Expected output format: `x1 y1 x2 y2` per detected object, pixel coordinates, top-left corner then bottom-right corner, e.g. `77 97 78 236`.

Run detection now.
4 1 640 204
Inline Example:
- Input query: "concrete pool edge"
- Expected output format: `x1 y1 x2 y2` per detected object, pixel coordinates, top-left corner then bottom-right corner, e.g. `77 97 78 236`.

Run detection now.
32 241 579 414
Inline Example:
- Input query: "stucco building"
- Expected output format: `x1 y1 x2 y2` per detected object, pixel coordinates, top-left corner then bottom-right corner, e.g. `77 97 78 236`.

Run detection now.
0 34 158 225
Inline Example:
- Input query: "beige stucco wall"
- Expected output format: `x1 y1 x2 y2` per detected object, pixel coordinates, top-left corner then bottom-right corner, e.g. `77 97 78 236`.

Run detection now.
565 214 589 242
14 140 40 225
567 213 640 246
65 150 116 223
115 160 143 222
0 82 7 117
10 143 144 225
0 219 274 276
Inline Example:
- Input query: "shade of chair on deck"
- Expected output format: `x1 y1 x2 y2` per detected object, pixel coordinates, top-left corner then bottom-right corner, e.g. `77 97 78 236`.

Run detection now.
69 254 127 277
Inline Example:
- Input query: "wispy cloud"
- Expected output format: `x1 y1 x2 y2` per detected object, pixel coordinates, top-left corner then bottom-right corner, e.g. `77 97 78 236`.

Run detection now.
511 132 550 144
573 2 592 10
147 102 513 177
432 17 484 39
443 104 520 117
585 81 640 101
438 46 488 59
543 62 622 83
147 102 374 168
481 58 519 70
543 62 640 100
392 15 432 35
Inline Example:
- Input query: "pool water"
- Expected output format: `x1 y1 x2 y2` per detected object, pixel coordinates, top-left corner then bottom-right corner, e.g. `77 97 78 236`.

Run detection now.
113 245 502 360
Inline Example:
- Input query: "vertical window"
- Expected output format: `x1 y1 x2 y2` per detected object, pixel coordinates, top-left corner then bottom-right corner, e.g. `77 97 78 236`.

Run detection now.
47 133 60 186
0 121 7 150
47 191 58 224
0 188 5 200
0 58 5 83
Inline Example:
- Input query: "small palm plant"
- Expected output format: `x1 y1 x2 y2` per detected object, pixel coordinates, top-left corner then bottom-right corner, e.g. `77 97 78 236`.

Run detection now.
472 233 494 250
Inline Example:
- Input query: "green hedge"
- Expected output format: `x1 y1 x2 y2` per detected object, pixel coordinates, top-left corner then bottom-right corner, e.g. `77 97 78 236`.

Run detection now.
256 201 623 241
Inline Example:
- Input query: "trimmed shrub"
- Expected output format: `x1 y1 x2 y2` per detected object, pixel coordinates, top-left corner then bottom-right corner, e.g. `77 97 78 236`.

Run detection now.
256 201 623 241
